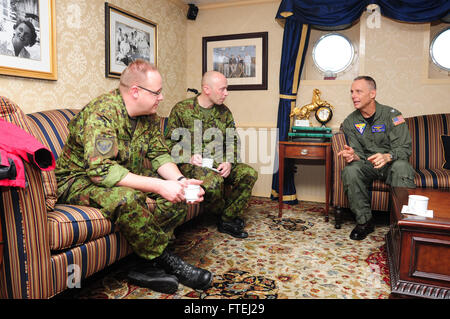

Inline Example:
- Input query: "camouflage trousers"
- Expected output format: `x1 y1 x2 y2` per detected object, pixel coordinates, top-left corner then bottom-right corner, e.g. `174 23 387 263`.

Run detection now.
179 163 258 222
58 175 193 261
57 163 257 260
342 159 415 224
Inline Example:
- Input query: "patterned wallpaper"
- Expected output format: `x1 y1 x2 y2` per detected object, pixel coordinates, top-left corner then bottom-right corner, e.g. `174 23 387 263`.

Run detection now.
1 1 448 200
0 0 188 116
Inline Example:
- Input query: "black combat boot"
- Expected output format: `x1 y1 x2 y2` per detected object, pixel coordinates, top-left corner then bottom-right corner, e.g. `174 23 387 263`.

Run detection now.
127 258 179 294
349 218 375 240
154 250 213 290
217 218 248 238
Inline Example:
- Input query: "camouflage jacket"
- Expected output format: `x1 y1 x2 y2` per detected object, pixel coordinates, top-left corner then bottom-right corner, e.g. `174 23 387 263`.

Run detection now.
55 89 172 199
165 95 241 165
342 101 412 161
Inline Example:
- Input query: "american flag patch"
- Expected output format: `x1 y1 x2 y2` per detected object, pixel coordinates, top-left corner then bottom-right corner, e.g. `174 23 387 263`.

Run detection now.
392 115 405 126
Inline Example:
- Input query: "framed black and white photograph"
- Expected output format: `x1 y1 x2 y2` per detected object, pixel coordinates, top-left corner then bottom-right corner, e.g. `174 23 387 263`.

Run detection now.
0 0 56 80
105 2 157 79
202 32 268 90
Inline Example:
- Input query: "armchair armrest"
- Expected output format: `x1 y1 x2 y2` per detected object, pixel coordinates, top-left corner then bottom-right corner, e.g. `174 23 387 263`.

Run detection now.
331 132 349 208
0 161 53 299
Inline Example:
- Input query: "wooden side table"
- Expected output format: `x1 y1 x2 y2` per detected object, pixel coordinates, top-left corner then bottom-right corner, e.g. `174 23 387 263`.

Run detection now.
386 187 450 299
278 141 331 220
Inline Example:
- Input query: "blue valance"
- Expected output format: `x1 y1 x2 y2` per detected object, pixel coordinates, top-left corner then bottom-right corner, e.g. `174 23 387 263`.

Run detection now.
276 0 450 25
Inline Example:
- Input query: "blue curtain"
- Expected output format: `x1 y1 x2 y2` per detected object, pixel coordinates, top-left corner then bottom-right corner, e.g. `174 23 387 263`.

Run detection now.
276 0 450 25
271 0 448 204
271 19 310 204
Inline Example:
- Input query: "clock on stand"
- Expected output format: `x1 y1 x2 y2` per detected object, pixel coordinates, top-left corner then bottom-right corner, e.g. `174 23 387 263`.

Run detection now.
315 105 333 127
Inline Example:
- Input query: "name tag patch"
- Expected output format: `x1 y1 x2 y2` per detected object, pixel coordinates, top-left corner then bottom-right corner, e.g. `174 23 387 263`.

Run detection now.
354 123 367 135
372 124 386 133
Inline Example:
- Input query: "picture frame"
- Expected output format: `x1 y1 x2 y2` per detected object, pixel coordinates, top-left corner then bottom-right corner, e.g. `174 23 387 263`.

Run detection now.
0 0 57 80
105 3 157 79
202 32 268 90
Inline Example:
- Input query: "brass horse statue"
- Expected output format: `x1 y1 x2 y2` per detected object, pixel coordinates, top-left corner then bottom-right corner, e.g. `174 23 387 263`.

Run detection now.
290 88 333 121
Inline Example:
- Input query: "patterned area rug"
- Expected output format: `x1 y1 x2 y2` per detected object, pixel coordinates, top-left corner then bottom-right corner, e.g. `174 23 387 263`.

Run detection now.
64 197 391 299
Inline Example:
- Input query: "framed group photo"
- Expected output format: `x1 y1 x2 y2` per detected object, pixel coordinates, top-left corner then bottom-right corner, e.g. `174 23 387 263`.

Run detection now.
105 3 157 78
202 32 268 90
0 0 57 80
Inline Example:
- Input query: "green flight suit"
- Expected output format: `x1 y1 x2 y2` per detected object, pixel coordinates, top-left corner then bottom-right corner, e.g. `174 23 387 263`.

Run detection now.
341 101 416 224
56 89 202 260
165 95 258 222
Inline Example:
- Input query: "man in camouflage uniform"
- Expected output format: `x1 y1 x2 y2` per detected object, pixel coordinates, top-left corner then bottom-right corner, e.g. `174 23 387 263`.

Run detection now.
338 76 415 240
55 60 212 293
165 71 258 239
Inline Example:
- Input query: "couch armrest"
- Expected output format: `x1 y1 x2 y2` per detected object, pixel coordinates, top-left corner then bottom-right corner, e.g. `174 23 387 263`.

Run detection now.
331 132 349 208
0 161 53 299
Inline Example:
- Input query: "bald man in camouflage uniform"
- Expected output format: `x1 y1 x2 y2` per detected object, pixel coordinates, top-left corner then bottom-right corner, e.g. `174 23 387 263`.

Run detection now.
55 60 212 293
338 76 415 240
165 71 258 239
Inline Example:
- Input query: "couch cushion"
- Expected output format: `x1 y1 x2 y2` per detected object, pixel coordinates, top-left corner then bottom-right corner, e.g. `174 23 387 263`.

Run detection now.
406 114 450 170
414 168 450 189
27 110 79 211
0 96 33 132
48 204 115 251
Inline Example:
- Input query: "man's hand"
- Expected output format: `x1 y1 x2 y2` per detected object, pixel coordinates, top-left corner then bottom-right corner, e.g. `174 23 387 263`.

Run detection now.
159 180 187 203
367 153 392 169
179 178 205 204
189 154 203 167
337 145 360 163
217 162 232 178
159 179 204 203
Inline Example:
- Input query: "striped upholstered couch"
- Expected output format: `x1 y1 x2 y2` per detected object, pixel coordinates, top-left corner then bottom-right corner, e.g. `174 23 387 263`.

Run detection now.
0 96 200 298
332 113 450 228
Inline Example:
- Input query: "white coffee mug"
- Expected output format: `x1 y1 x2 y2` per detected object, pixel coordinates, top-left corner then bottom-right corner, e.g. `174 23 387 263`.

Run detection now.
408 195 429 214
202 158 214 169
185 184 200 203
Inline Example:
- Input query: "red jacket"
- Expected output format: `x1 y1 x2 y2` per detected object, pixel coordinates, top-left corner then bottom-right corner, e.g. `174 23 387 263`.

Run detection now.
0 117 55 188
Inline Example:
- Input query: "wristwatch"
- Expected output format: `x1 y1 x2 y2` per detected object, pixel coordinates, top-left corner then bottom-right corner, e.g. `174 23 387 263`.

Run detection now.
388 153 394 161
177 176 186 181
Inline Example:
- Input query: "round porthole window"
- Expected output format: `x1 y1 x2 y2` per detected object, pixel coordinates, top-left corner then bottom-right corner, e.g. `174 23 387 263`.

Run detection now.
312 33 355 76
430 27 450 72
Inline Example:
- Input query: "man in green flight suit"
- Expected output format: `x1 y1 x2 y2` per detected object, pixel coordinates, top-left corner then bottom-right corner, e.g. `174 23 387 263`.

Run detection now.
337 76 415 240
55 60 212 294
165 71 258 239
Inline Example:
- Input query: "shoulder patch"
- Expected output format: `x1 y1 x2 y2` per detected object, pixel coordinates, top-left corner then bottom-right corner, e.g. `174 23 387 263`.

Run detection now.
392 115 405 126
95 136 114 156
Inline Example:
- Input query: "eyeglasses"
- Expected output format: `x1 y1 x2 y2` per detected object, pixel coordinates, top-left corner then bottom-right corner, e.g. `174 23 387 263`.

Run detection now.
137 85 162 96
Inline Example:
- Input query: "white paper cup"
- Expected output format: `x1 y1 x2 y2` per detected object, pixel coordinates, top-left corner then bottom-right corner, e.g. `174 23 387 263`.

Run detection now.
407 195 429 214
202 158 214 169
185 184 200 203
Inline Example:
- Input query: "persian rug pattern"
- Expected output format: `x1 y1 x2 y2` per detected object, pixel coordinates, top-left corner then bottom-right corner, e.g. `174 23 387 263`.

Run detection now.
68 197 391 299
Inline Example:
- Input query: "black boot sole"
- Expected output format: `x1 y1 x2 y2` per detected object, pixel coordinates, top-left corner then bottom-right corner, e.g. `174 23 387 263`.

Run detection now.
127 270 179 294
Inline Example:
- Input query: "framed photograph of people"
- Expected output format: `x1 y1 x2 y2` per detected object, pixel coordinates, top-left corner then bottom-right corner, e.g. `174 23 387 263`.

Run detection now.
202 32 268 90
0 0 57 80
105 3 157 79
